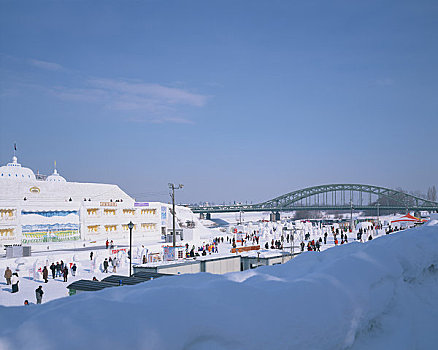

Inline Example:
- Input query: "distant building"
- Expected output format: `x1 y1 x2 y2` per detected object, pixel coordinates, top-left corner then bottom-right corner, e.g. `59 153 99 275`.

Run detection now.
0 154 169 246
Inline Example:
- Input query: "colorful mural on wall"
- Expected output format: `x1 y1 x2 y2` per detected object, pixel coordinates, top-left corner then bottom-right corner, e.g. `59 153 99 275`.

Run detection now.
21 210 80 243
22 223 80 243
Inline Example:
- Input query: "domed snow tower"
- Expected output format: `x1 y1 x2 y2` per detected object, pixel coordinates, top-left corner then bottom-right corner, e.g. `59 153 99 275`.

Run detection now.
46 162 67 183
0 156 36 181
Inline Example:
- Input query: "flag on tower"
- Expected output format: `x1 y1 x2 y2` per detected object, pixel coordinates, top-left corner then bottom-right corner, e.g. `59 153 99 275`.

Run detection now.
14 143 16 151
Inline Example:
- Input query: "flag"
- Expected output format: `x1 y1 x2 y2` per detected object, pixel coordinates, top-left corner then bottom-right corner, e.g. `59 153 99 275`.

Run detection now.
14 143 16 151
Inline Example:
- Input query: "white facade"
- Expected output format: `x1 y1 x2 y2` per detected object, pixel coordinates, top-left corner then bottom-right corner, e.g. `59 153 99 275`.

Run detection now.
0 155 166 246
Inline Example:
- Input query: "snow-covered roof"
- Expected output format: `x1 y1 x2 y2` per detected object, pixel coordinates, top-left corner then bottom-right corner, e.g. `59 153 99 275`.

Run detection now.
46 168 67 183
0 153 134 204
0 156 36 181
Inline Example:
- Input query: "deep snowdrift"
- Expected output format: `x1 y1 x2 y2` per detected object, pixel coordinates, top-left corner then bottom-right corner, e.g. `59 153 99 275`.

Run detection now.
1 222 437 350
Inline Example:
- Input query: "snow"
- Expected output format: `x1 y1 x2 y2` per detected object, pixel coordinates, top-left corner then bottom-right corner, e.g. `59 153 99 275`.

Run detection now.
0 220 437 349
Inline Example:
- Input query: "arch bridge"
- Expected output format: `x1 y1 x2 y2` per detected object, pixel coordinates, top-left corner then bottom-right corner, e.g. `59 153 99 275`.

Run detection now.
189 184 438 216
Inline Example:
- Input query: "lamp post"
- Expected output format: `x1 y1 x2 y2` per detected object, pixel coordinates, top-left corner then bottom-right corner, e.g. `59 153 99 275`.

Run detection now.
128 221 134 277
169 183 183 248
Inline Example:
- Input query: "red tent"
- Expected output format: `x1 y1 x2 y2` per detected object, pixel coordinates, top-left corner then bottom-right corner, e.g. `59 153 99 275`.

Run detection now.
391 213 425 223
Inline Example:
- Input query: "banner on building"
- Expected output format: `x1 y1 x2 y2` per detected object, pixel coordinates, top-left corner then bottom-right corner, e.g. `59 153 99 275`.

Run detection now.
161 206 167 226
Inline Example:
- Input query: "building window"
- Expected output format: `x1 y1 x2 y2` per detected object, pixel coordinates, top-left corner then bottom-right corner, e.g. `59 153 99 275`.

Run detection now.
141 223 156 231
141 209 156 215
87 208 99 216
87 225 100 233
104 209 116 216
104 225 117 232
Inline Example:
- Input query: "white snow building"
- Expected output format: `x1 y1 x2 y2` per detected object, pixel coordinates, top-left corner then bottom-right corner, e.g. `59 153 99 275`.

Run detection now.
0 155 169 247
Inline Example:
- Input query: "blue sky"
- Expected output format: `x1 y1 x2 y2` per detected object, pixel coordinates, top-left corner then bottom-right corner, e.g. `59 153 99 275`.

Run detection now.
0 0 437 204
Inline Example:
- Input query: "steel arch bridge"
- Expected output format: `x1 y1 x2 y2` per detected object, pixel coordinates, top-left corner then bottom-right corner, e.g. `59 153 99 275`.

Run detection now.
189 184 438 214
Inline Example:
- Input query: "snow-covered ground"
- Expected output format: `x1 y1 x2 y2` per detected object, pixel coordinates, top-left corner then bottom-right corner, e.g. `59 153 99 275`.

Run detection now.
0 213 415 307
0 217 437 349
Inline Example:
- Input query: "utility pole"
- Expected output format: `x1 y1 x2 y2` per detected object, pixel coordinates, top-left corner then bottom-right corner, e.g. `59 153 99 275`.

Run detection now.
169 183 183 248
350 200 353 231
292 227 296 256
377 203 380 224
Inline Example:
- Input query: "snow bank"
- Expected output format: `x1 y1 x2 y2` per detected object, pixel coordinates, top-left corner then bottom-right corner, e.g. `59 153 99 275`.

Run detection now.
1 223 437 350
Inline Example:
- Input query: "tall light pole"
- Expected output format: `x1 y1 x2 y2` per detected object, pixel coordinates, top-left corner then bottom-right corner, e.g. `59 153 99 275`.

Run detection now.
376 203 380 224
169 183 183 248
128 221 134 277
350 200 354 231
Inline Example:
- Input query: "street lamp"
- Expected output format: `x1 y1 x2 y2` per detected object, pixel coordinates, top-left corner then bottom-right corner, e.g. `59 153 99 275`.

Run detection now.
169 183 184 248
128 221 134 277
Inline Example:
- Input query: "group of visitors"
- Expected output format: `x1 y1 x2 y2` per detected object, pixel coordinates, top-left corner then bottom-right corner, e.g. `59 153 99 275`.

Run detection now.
199 242 218 255
105 240 115 250
184 240 220 258
3 267 46 304
306 239 321 251
4 267 19 293
386 225 401 234
334 232 349 245
102 256 118 273
49 261 76 282
242 232 261 245
264 239 284 250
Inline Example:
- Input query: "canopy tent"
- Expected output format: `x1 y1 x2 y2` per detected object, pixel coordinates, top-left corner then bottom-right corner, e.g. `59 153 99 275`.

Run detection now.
391 213 426 224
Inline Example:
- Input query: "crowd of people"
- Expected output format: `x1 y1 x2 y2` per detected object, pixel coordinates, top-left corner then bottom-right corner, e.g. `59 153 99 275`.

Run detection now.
4 267 19 293
185 239 221 258
102 257 118 273
48 261 76 282
2 220 410 307
3 259 78 304
3 266 47 305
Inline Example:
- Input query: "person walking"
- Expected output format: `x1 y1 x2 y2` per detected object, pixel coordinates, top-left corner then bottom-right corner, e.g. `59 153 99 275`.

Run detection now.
90 251 94 260
112 257 117 273
55 262 61 277
71 263 77 277
42 266 49 283
11 273 19 293
4 267 12 285
50 263 56 279
35 286 44 304
103 259 109 273
62 266 69 282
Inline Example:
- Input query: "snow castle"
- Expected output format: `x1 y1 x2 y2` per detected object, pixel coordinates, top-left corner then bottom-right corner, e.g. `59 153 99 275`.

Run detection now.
0 154 169 247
